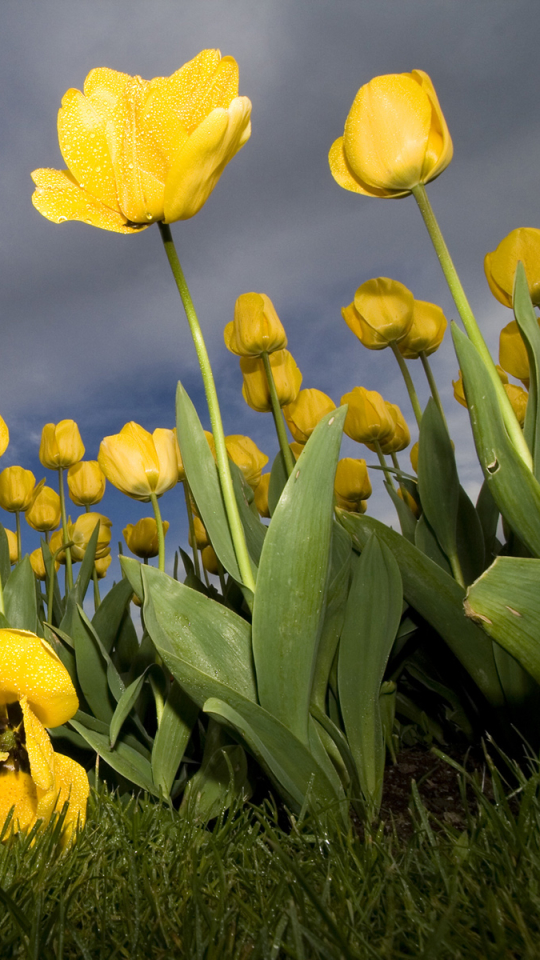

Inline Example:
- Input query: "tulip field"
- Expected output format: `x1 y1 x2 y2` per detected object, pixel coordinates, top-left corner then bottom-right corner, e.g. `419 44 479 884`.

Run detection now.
1 45 540 956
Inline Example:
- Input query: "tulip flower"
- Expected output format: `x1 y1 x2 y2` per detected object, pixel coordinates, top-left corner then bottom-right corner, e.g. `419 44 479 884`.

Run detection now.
334 458 372 513
39 421 85 470
504 383 528 427
98 422 178 501
397 487 421 518
499 320 532 387
289 442 304 461
31 50 251 232
0 417 8 459
30 547 59 581
224 293 287 357
0 629 88 842
253 473 271 518
49 526 72 565
369 403 410 454
329 70 452 198
0 467 37 513
94 555 112 579
484 228 540 308
340 387 395 444
240 349 302 412
343 278 414 349
188 516 210 550
123 517 170 560
67 461 106 506
25 486 61 533
283 389 336 444
201 545 220 575
4 529 18 565
397 299 448 358
225 435 269 489
70 513 112 562
410 442 419 474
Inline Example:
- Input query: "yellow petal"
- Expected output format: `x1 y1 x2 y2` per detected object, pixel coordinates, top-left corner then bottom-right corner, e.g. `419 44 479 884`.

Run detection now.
410 70 453 182
152 429 180 496
115 75 166 223
0 629 78 727
164 98 251 222
52 753 90 845
20 697 55 793
57 87 119 210
83 66 133 126
31 168 146 234
328 137 402 198
151 50 227 134
98 422 160 500
0 768 37 834
0 417 9 458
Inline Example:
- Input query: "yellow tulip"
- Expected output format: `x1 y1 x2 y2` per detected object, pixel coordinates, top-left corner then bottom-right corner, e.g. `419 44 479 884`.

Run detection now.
334 458 372 513
0 629 87 842
188 516 210 550
397 300 447 359
31 50 251 233
201 545 220 575
253 473 271 518
98 422 178 501
329 70 452 198
397 487 421 518
0 417 9 458
29 548 59 581
70 513 112 562
123 517 170 560
4 529 18 565
0 467 36 513
342 278 414 349
225 435 269 489
410 442 419 474
289 442 305 461
373 403 410 454
67 461 106 506
25 486 61 533
340 387 395 444
504 383 528 427
484 228 540 308
39 421 85 470
499 320 532 386
94 555 112 580
49 526 72 565
224 293 287 357
283 389 336 444
174 428 216 483
240 349 302 412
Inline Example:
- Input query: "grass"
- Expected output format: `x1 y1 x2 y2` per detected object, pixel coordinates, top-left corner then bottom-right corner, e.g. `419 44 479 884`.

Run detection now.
0 754 539 959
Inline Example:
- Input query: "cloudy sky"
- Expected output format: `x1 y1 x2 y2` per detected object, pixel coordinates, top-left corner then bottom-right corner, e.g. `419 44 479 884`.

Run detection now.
1 0 538 580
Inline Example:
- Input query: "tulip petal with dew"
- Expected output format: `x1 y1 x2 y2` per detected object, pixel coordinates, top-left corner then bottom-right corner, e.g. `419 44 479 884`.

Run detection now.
397 299 447 359
225 293 287 357
98 422 178 501
0 629 78 728
283 389 336 444
225 435 269 489
123 517 169 560
39 421 85 470
343 277 414 349
0 467 37 513
341 387 395 444
485 228 540 308
67 460 106 506
31 50 252 232
26 486 61 533
240 349 302 412
329 70 453 198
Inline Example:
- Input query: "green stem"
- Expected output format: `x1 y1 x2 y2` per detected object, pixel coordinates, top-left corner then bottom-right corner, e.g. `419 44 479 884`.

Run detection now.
85 505 101 610
183 479 201 581
389 342 423 428
158 223 256 595
448 551 466 589
412 183 532 469
57 468 73 592
261 352 295 477
149 493 165 573
15 511 21 564
419 351 449 431
47 550 56 624
391 452 408 501
374 441 396 490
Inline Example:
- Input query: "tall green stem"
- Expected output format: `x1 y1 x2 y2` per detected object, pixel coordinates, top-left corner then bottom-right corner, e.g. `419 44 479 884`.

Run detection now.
389 342 423 427
374 441 396 490
261 352 295 477
158 223 255 595
149 493 165 573
412 183 532 469
183 479 201 581
57 467 73 592
419 352 449 430
84 505 101 610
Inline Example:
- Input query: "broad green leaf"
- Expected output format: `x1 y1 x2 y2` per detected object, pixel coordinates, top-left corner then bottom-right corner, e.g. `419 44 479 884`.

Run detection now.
310 522 352 712
4 556 38 633
338 535 402 809
417 399 460 571
465 557 540 685
338 511 505 706
44 624 77 684
113 608 140 674
385 482 417 543
60 594 114 722
0 526 10 588
92 577 134 654
70 719 158 796
229 459 266 566
415 515 452 574
252 407 347 744
268 450 288 516
152 681 199 798
77 604 126 704
513 261 540 474
452 323 540 556
176 382 241 583
109 665 160 749
455 486 485 585
74 520 101 603
181 744 248 821
476 481 500 562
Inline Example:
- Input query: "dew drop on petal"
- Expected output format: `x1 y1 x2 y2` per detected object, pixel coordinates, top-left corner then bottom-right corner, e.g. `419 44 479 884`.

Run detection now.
58 216 68 222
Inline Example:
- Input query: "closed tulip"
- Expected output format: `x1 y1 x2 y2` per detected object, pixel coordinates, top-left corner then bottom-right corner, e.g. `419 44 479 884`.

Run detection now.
4 529 18 565
225 435 269 489
39 421 85 470
499 320 531 386
410 442 419 474
67 461 106 506
253 473 271 518
453 368 509 409
123 517 170 560
94 555 112 579
341 387 395 444
240 349 302 412
188 516 210 550
397 300 448 358
0 417 8 458
25 486 61 533
335 458 372 512
49 526 72 565
283 389 336 444
484 228 540 308
373 403 410 454
98 422 178 501
224 293 287 357
397 487 421 518
0 467 37 513
504 383 528 427
30 548 59 581
343 278 414 349
70 513 112 562
329 70 452 198
201 545 220 575
289 442 305 461
31 50 251 232
174 428 216 483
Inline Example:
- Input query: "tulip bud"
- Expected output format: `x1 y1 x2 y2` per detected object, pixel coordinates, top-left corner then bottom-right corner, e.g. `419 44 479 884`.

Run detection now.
67 461 106 506
49 526 71 564
0 417 9 458
39 421 85 470
98 423 178 502
94 555 112 579
201 545 220 575
188 516 210 550
504 383 528 427
123 517 170 560
253 474 271 518
240 350 302 412
485 228 540 308
25 486 61 533
70 513 112 562
340 387 394 444
224 293 287 357
397 300 447 359
225 435 269 489
335 459 372 513
410 441 419 474
289 442 305 461
4 528 18 565
343 277 414 349
499 320 531 387
0 467 37 513
369 403 410 454
454 364 512 409
397 487 421 518
30 547 59 581
329 70 453 198
283 389 336 444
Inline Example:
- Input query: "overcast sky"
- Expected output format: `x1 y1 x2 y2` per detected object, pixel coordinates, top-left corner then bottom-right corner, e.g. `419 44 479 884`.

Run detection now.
1 0 539 579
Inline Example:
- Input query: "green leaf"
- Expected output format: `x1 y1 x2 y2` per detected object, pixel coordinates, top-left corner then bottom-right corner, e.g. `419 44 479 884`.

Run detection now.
152 681 199 798
0 526 11 588
415 514 452 574
109 665 160 749
252 407 347 744
310 522 352 712
476 481 500 562
455 486 485 585
338 511 505 707
40 539 63 626
180 721 247 820
513 261 540 474
4 556 38 633
417 399 460 566
176 381 241 582
229 459 266 566
74 519 101 603
385 482 417 543
453 323 540 556
61 594 114 722
268 450 288 516
338 535 402 809
70 719 158 796
92 577 134 654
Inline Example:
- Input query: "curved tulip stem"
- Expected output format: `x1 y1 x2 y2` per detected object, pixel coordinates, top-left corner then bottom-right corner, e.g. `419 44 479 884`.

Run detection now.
261 352 295 477
419 352 449 431
373 441 396 491
412 183 532 469
389 342 423 427
15 511 21 565
57 468 73 592
158 223 255 594
182 479 201 581
149 493 165 573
